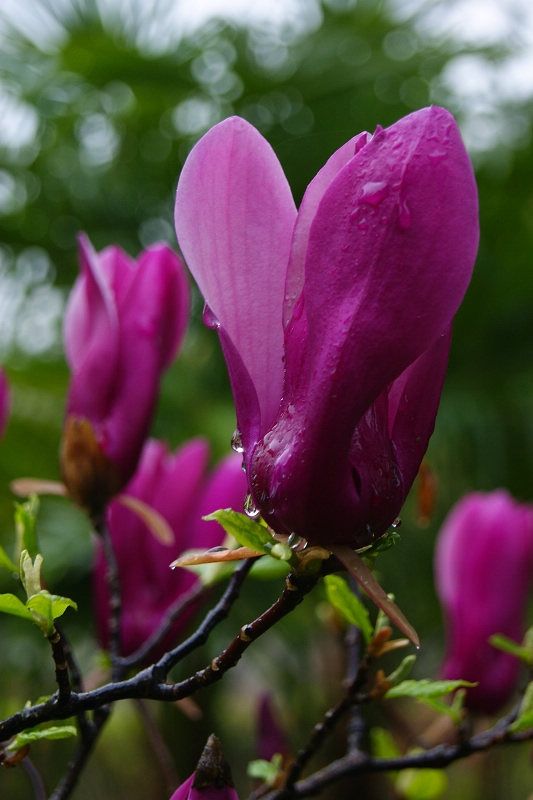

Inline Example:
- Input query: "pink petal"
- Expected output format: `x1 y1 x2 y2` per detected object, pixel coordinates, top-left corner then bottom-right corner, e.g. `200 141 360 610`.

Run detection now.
387 328 452 490
64 235 119 419
252 107 478 546
175 117 297 440
187 452 248 550
284 131 369 327
94 439 210 656
435 491 533 712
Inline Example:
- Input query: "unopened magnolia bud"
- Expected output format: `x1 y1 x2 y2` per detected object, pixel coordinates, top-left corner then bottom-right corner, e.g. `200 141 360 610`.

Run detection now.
169 735 239 800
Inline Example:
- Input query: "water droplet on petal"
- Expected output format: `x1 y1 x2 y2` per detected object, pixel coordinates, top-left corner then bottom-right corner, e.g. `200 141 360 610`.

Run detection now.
428 148 446 163
244 493 260 519
398 199 411 230
202 304 220 330
231 429 244 454
287 532 307 551
391 518 402 529
360 181 388 206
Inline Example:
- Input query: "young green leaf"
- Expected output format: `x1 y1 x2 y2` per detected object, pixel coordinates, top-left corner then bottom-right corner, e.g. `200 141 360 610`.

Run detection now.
385 678 476 700
14 495 39 558
324 574 373 643
0 544 18 574
247 754 283 785
489 633 533 667
509 682 533 733
0 593 34 622
19 550 43 598
385 654 417 686
7 725 77 752
203 509 276 554
26 591 77 636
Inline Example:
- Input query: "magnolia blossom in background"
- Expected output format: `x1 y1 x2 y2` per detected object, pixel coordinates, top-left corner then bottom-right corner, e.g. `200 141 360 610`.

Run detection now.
169 735 239 800
175 107 479 548
435 491 533 713
61 235 189 515
0 368 9 437
256 693 289 762
94 438 246 659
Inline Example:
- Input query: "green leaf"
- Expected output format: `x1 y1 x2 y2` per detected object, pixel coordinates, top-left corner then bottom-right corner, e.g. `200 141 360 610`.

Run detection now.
7 725 77 752
509 682 533 733
489 633 533 667
247 754 283 785
0 544 18 574
420 692 465 725
0 593 34 622
386 654 417 686
26 591 77 636
15 495 39 558
324 574 373 643
385 679 476 700
203 509 276 554
396 765 448 799
19 550 43 598
250 556 290 580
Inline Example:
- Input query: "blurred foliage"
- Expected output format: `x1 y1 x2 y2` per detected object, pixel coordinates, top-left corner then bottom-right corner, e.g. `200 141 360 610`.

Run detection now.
0 0 532 798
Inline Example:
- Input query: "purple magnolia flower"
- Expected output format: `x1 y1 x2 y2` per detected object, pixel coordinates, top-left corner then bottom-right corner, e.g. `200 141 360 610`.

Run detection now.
175 107 479 547
435 491 533 713
257 693 288 762
61 234 188 514
94 438 246 658
0 368 9 438
170 735 239 800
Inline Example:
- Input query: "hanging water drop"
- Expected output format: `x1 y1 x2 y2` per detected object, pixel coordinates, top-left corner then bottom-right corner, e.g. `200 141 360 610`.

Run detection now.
244 493 260 519
360 181 388 207
231 429 244 454
287 532 307 551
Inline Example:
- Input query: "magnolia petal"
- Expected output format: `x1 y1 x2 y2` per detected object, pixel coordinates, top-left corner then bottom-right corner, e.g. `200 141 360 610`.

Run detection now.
117 494 175 545
284 131 369 327
295 107 478 417
10 478 67 497
64 235 120 420
435 491 533 712
388 328 452 490
329 544 420 648
170 546 262 568
175 116 297 437
188 452 248 551
100 250 189 479
253 107 478 546
133 244 190 369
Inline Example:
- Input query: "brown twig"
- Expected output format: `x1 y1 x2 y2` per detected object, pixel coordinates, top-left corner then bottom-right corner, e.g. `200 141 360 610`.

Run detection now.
47 627 71 704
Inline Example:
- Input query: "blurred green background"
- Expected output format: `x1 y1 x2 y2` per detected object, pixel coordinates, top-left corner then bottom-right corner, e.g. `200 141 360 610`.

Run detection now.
0 0 532 797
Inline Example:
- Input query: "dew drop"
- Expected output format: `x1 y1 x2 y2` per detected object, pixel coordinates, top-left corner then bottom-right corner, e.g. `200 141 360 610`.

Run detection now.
287 532 307 551
231 429 244 454
244 493 260 519
428 148 446 162
360 181 388 206
398 199 411 231
391 518 402 529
